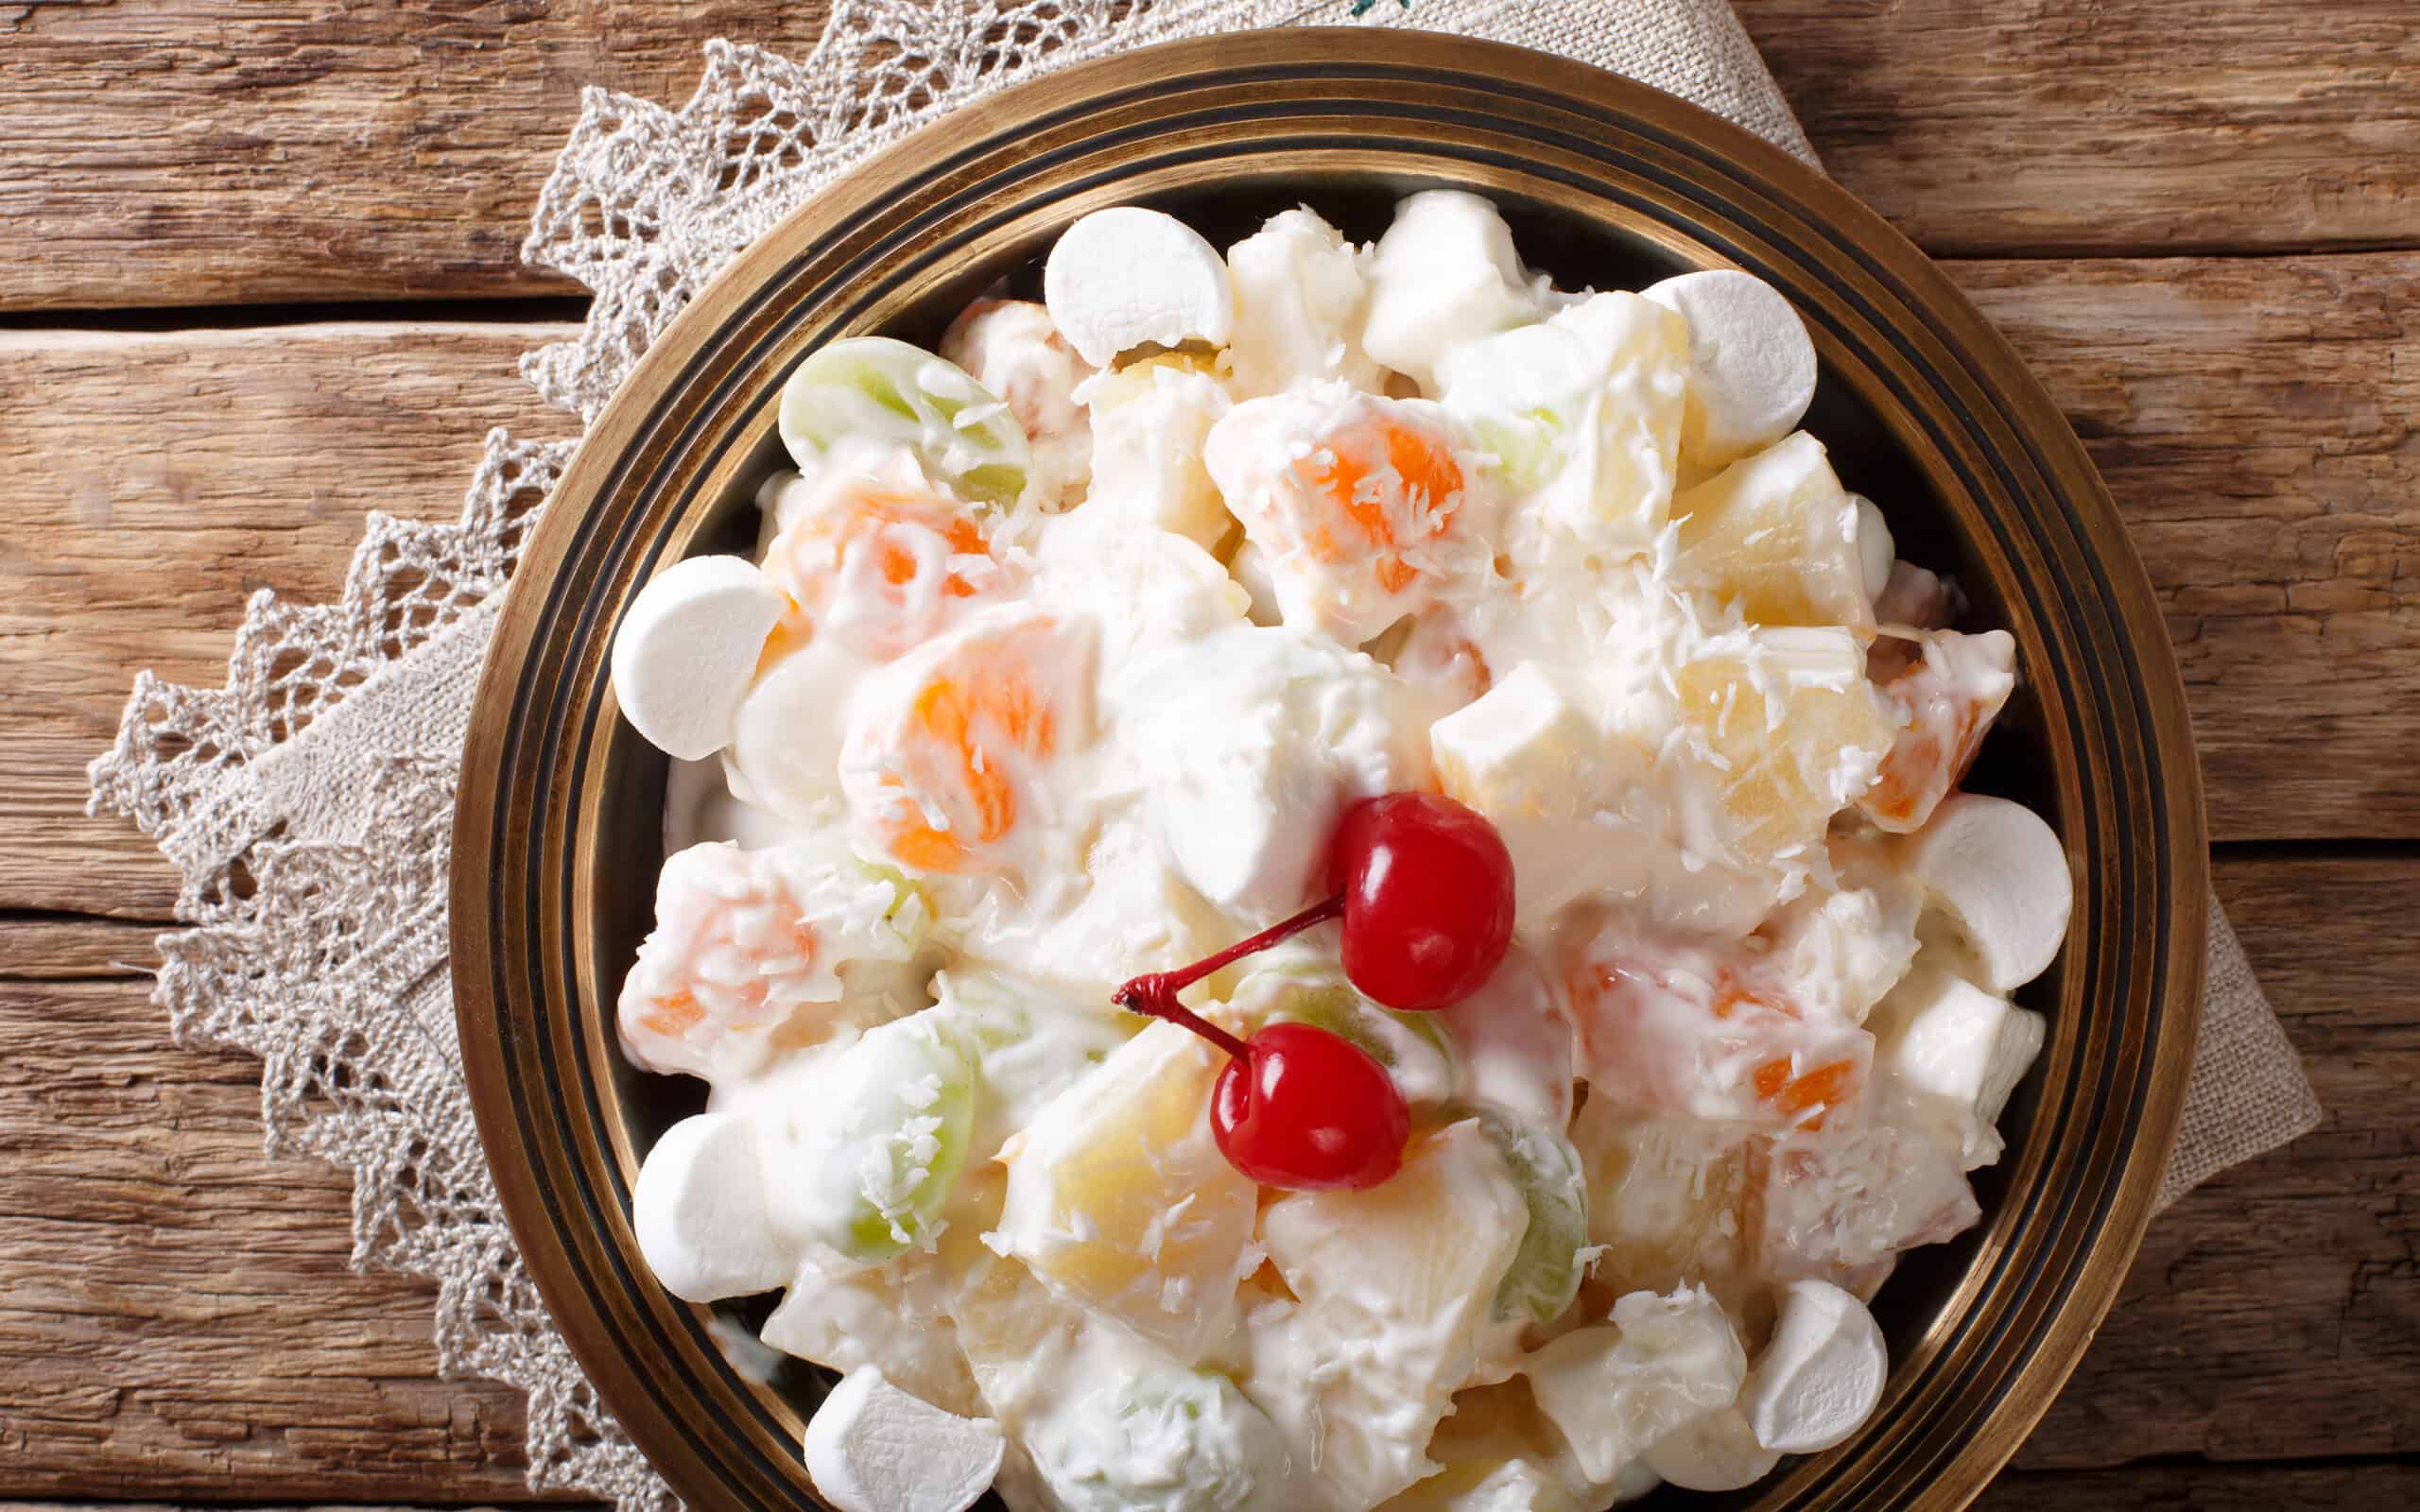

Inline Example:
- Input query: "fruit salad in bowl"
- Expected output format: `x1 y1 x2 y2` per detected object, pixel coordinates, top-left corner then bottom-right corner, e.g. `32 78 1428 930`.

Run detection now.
603 190 2074 1512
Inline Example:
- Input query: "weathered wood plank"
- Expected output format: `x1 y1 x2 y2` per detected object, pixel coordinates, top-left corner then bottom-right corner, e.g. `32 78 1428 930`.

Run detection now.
0 0 836 310
2013 854 2420 1469
0 913 159 978
1 0 2415 310
0 322 574 918
0 853 2405 1498
1982 1463 2420 1510
1736 0 2420 257
0 970 577 1503
1951 254 2420 844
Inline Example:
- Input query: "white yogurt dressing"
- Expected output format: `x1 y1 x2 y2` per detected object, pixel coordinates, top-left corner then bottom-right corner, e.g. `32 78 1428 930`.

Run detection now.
616 195 2069 1512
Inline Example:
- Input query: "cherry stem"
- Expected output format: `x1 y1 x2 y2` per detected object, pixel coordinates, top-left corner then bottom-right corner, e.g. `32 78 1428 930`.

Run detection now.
1111 892 1346 1060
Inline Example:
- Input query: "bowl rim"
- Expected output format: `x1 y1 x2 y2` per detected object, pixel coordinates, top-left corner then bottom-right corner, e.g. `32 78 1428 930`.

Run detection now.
454 26 2206 1511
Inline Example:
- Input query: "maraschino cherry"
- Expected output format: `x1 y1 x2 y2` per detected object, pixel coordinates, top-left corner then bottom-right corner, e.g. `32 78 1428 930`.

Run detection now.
1111 792 1515 1191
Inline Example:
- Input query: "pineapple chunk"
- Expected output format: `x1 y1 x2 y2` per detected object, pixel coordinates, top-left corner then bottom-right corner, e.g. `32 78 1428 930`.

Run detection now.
1244 1121 1529 1511
1080 353 1236 551
1567 1105 1770 1322
993 1021 1259 1364
1674 627 1894 874
1525 1284 1749 1486
761 1247 980 1418
1671 432 1876 637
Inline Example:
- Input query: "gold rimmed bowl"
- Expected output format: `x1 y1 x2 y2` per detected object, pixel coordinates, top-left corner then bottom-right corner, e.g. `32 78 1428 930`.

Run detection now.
454 28 2205 1512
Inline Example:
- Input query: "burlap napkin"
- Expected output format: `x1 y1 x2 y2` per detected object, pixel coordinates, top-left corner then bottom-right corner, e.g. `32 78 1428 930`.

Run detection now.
86 2 2319 1505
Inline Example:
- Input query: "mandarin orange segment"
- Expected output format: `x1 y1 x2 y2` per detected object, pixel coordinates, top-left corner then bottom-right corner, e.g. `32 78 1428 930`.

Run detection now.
762 477 1000 659
843 610 1094 877
1205 387 1477 644
614 839 925 1082
1857 628 2016 834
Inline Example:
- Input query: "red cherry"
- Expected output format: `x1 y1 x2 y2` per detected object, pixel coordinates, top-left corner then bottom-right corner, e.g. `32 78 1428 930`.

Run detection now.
1211 1022 1409 1190
1327 793 1515 1010
1106 789 1512 1190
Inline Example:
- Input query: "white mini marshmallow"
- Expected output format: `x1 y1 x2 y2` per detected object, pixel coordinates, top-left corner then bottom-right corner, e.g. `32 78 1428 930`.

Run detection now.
803 1366 1005 1512
1044 207 1236 369
1362 190 1541 391
1643 268 1819 468
1741 1279 1889 1454
1870 963 2047 1167
1899 793 2074 992
1641 1405 1781 1491
631 1112 793 1303
611 555 786 760
1430 662 1650 929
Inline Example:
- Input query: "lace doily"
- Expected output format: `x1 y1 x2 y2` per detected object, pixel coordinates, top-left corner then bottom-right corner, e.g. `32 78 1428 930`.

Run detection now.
85 4 2311 1508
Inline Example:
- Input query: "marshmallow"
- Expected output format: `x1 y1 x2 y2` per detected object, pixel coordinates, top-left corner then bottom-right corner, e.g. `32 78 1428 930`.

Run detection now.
1641 1405 1781 1491
1430 662 1650 930
1044 207 1236 369
1224 206 1382 398
1898 793 2074 991
1741 1279 1889 1453
631 1112 793 1303
1363 190 1542 390
1869 963 2046 1167
1643 268 1819 468
1852 493 1893 601
803 1366 1004 1512
610 555 786 760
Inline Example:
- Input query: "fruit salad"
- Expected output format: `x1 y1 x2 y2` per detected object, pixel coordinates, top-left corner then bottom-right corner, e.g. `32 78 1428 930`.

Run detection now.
609 191 2073 1512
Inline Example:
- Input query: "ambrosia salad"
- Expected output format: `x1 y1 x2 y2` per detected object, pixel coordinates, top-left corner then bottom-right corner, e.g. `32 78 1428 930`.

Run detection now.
605 191 2074 1512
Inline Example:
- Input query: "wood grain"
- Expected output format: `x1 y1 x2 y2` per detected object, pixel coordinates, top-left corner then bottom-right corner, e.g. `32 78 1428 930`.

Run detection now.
0 321 571 918
1954 253 2420 844
2012 854 2420 1470
1 1 2415 310
1981 1463 2420 1510
0 854 2405 1500
0 968 571 1503
1734 0 2420 257
12 251 2415 919
0 0 835 310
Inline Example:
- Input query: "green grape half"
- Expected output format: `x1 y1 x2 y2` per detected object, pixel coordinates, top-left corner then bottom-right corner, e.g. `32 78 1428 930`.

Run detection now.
1227 953 1456 1108
779 1013 975 1264
1463 1107 1590 1327
779 335 1030 512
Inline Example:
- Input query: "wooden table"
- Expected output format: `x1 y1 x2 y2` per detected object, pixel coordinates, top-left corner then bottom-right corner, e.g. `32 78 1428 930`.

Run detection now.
3 3 2414 1507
